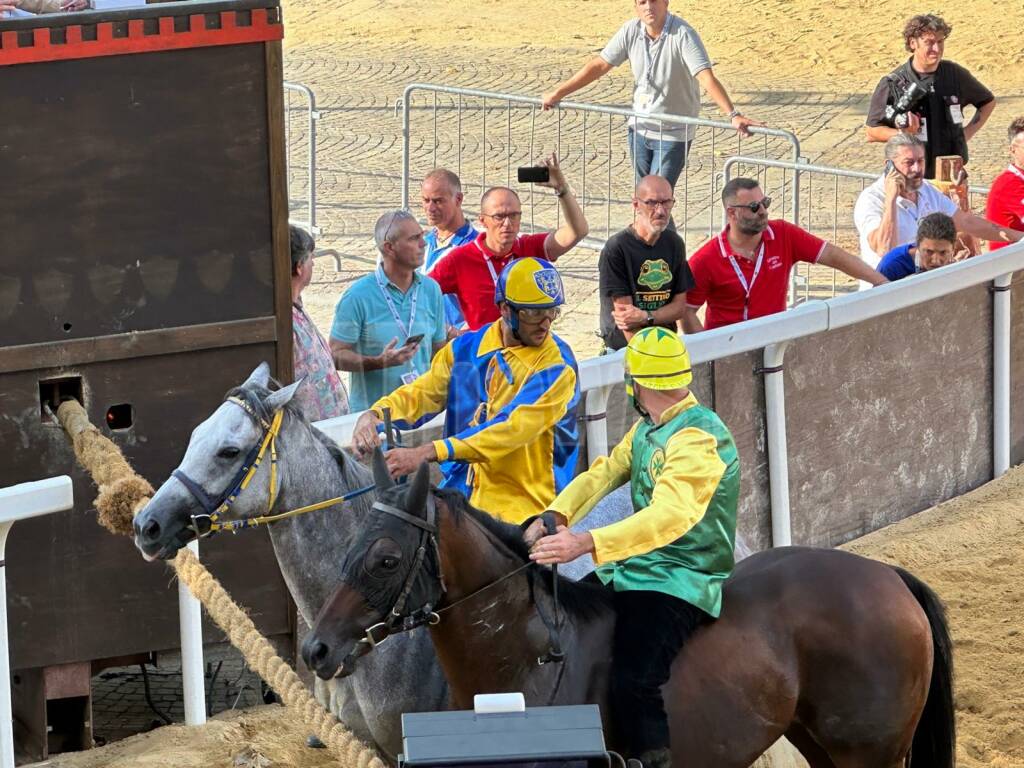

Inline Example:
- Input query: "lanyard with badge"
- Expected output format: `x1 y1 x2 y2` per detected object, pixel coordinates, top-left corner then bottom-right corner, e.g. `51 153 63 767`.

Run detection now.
474 239 503 285
725 240 765 322
375 266 422 385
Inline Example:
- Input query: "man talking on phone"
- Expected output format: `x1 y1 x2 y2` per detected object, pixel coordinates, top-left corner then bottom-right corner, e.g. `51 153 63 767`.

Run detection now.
352 258 580 525
855 134 1023 279
330 210 448 410
428 152 588 330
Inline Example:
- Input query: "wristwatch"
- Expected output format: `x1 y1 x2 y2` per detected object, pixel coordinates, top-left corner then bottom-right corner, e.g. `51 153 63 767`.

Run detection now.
645 310 655 326
727 109 743 120
554 185 572 198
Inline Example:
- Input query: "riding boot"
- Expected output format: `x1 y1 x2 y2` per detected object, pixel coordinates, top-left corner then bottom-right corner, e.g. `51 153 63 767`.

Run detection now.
637 747 672 768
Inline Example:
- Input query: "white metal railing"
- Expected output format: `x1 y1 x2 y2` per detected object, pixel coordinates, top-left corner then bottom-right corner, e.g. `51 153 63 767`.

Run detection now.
0 477 74 768
722 155 992 303
314 241 1024 546
283 81 321 235
398 84 803 250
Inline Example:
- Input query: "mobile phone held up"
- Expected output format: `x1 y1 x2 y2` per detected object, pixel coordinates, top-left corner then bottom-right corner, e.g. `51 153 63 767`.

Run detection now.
517 166 550 184
403 333 425 348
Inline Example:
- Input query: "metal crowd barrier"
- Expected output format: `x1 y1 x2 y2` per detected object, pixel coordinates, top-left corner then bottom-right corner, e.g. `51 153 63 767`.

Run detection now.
283 81 321 235
723 155 991 303
397 83 803 253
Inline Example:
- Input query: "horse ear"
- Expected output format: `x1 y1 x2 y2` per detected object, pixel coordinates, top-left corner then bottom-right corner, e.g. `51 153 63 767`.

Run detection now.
242 362 271 390
404 463 431 517
371 447 394 490
264 378 304 412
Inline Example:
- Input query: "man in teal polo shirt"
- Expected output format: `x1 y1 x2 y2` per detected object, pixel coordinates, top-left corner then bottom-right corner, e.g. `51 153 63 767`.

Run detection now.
528 327 739 768
330 210 447 411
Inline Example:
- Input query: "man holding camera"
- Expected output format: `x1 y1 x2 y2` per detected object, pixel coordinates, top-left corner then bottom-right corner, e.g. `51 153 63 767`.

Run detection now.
428 152 588 330
865 13 995 179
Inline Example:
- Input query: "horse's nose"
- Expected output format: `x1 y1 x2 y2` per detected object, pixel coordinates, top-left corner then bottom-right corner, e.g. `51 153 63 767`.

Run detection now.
135 516 161 542
301 635 328 670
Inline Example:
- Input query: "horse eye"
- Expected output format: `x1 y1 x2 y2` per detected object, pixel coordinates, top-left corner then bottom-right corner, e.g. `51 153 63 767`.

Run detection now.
218 446 241 460
382 556 399 571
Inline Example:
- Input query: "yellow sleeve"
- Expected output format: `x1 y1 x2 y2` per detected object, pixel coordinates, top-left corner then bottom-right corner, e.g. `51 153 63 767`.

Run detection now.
435 365 576 463
590 427 726 565
370 343 453 429
547 422 637 525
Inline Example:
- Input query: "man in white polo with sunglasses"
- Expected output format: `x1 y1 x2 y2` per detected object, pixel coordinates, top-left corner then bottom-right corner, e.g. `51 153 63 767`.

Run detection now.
683 178 887 331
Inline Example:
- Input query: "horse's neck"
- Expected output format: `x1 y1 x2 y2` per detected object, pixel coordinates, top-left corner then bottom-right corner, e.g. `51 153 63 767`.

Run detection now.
429 507 610 710
268 420 374 623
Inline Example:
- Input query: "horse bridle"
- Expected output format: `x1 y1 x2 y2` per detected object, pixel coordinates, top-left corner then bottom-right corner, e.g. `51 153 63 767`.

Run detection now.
341 504 566 675
172 396 375 537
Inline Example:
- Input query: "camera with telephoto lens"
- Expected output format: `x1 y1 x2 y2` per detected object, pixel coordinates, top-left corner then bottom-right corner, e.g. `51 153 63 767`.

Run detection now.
884 80 933 129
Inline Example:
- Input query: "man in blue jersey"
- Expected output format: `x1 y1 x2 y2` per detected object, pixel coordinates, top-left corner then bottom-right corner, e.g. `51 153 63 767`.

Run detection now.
421 168 476 331
877 212 958 280
351 257 580 524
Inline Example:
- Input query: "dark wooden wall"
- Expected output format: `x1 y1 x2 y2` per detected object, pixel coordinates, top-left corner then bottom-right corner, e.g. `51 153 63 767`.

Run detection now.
0 3 293 670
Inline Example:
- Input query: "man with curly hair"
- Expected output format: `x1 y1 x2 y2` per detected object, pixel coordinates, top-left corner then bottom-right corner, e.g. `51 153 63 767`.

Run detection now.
865 13 995 178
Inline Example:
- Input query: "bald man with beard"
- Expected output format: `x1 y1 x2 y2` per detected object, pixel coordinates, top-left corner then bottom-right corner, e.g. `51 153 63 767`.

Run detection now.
599 175 694 350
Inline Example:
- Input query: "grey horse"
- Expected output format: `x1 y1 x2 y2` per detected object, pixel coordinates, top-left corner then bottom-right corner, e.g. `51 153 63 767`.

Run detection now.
133 363 768 763
134 363 448 760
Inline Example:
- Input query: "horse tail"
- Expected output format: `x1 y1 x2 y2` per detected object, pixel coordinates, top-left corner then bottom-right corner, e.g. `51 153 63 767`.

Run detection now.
891 566 956 768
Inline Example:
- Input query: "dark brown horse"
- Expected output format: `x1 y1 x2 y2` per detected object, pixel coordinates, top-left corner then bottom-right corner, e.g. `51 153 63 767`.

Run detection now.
302 458 955 768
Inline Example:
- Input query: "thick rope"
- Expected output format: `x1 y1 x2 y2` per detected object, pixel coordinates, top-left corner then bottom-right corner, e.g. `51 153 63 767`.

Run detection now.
55 400 386 768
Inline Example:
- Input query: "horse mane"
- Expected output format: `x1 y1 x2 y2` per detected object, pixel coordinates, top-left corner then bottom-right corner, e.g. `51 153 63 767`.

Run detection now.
432 487 613 624
225 380 373 490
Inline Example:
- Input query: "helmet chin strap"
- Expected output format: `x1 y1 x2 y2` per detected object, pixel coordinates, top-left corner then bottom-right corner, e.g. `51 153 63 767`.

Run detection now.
502 303 523 342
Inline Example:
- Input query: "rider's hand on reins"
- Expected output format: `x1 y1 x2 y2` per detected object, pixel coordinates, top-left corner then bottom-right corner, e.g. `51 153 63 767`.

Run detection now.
530 526 594 565
352 410 384 457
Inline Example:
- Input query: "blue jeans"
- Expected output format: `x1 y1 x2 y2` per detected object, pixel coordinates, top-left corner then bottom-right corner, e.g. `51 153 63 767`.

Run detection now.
628 128 691 189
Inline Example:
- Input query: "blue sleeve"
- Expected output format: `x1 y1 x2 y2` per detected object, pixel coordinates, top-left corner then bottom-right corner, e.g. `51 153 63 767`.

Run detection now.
877 244 915 281
330 287 365 343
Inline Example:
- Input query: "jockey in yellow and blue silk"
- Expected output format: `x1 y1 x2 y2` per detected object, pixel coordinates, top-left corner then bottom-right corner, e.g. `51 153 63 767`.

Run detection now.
351 257 580 524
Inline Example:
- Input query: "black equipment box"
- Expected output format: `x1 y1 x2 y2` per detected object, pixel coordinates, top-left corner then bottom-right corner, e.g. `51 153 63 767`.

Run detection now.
399 703 608 767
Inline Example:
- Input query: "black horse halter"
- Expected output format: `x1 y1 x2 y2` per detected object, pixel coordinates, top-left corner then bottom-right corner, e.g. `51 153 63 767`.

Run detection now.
341 504 566 674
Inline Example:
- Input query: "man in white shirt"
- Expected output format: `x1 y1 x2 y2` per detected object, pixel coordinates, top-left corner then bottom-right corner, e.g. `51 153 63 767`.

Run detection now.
539 0 760 189
854 134 1023 280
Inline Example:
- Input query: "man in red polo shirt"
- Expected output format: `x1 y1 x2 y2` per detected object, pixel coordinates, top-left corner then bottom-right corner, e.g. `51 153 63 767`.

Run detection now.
683 178 887 331
428 152 589 329
986 117 1024 251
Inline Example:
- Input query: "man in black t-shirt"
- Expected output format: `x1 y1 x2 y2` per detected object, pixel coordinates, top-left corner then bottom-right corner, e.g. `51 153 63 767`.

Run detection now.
865 13 995 179
599 175 694 351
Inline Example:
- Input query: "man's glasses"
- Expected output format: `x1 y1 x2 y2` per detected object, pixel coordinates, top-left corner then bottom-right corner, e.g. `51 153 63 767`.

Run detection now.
636 198 675 211
482 211 523 225
518 307 561 323
726 197 772 214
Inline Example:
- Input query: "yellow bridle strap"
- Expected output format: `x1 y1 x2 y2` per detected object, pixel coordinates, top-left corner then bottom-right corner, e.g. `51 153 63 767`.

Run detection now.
211 494 358 531
214 407 283 518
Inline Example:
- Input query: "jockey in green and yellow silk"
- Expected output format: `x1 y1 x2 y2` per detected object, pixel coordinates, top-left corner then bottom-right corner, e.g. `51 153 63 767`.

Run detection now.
528 327 739 768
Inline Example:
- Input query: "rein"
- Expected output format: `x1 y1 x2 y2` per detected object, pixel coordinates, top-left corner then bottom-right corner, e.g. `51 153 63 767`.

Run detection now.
344 501 567 680
172 396 375 537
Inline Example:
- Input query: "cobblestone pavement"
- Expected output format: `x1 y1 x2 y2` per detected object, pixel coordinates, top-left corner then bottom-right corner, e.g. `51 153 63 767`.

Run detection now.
89 645 266 746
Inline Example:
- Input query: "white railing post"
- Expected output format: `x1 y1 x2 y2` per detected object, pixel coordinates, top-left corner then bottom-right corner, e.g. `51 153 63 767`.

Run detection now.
0 476 74 768
178 539 206 725
283 82 321 235
993 273 1012 477
762 342 792 547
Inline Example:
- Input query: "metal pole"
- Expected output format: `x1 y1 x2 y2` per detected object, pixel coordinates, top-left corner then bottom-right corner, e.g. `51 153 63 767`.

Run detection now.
993 273 1012 477
763 342 792 547
178 539 206 725
402 86 414 210
584 385 613 464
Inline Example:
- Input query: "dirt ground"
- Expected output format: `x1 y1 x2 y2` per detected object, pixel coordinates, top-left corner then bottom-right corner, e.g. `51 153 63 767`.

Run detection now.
44 465 1024 767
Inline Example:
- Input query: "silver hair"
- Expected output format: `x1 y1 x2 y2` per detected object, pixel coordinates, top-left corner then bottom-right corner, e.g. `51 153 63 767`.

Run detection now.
422 168 463 196
373 209 417 253
884 133 925 161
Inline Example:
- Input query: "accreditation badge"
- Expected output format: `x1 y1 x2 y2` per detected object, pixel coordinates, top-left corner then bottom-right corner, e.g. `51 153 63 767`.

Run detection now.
401 370 420 386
